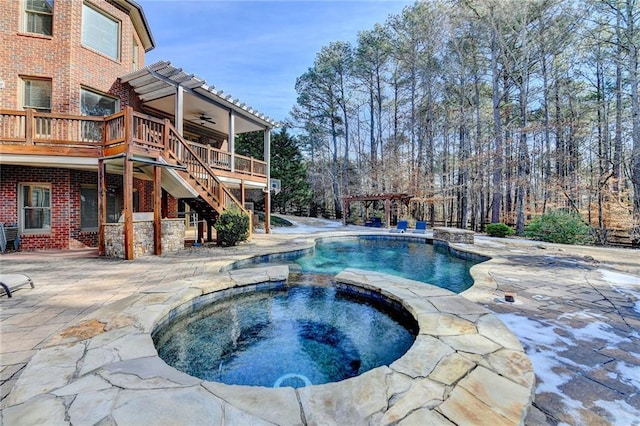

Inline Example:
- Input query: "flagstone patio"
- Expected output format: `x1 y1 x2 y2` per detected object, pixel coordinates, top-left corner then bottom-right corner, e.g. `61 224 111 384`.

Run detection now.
1 219 639 425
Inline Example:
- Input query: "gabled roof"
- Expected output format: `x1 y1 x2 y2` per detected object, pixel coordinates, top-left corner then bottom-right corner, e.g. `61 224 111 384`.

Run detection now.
116 0 155 52
120 61 278 134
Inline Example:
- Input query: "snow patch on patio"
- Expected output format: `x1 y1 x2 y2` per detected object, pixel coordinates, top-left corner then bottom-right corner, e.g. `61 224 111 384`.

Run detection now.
615 361 640 389
267 216 364 234
593 399 640 426
598 269 640 314
497 312 636 423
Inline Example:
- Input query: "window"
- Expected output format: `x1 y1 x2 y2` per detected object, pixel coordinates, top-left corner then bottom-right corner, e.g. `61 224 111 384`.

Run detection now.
22 77 52 112
81 87 118 116
19 184 51 233
80 186 98 230
23 0 53 36
80 186 124 229
132 38 139 71
82 3 119 59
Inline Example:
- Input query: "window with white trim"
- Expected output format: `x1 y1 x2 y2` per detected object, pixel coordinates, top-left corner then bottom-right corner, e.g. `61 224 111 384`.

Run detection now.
22 77 52 112
23 0 54 36
81 3 120 60
19 183 51 233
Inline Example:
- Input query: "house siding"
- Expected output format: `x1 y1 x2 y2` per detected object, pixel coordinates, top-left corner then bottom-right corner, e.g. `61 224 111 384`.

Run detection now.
0 1 159 252
0 165 167 251
0 0 145 112
0 164 177 251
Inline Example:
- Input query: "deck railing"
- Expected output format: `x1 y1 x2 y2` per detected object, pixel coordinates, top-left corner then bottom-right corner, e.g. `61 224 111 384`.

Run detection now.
186 140 267 178
132 112 165 152
1 109 104 150
1 108 267 178
166 126 245 213
104 111 125 153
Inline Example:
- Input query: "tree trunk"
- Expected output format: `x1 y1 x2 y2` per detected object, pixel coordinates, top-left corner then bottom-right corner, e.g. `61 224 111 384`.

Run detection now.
629 0 640 222
614 8 623 195
491 33 503 224
331 118 342 219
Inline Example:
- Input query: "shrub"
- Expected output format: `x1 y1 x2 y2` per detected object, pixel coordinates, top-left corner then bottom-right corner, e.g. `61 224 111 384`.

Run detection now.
525 210 594 245
256 213 293 228
214 209 250 246
270 215 294 227
486 223 515 238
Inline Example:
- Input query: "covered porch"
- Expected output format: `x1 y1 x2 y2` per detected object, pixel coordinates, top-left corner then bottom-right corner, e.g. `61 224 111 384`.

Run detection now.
119 61 278 248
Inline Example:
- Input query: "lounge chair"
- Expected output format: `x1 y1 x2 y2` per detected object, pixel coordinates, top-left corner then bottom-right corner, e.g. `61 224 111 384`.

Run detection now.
390 220 408 233
413 221 427 234
0 274 34 298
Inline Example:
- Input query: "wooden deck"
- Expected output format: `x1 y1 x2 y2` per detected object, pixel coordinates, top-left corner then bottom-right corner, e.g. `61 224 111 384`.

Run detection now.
0 108 267 179
1 107 266 259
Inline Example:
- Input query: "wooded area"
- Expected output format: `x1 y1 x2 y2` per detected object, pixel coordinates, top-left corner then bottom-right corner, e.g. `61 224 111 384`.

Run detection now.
289 0 640 245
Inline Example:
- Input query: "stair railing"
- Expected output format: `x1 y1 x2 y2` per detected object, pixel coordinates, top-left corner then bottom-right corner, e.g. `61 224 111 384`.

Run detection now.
164 122 247 215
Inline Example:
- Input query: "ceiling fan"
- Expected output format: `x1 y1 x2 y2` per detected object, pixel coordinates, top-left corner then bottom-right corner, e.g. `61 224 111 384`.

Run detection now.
197 113 216 125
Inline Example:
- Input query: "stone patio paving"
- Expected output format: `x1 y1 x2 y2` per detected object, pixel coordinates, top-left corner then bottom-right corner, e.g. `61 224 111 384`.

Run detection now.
1 218 639 425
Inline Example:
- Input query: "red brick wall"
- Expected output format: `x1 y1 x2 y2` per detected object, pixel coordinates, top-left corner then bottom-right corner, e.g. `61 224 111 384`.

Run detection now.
0 0 146 112
133 179 154 213
0 165 126 250
166 195 179 219
2 166 72 250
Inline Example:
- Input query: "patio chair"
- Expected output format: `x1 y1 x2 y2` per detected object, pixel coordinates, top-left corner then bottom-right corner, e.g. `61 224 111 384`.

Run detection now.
413 221 427 234
0 223 20 253
390 220 408 233
0 274 34 298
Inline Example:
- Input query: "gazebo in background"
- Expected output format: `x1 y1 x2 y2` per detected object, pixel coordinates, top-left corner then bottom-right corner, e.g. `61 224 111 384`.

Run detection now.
342 193 413 228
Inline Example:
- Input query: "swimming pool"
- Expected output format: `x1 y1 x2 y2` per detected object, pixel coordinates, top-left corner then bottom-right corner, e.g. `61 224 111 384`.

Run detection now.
280 237 483 293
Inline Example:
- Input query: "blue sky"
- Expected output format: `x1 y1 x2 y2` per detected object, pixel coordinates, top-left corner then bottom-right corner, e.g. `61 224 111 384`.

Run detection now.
137 0 413 122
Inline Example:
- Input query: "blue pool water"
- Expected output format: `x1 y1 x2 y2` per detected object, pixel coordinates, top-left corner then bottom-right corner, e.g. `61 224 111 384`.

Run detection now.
290 238 481 293
153 284 417 388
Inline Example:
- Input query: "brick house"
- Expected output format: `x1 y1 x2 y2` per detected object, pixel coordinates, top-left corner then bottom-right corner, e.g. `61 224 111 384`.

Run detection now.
0 0 277 258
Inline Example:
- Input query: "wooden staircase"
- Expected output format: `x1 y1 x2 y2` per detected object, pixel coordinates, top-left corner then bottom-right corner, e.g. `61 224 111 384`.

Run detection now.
162 122 250 235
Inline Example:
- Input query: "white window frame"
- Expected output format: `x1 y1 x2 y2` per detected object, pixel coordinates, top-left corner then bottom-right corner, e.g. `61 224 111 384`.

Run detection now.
22 0 54 36
19 183 52 234
81 3 120 60
21 77 52 112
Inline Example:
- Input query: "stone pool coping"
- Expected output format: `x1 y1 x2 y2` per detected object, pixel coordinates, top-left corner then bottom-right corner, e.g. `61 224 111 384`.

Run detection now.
4 257 535 424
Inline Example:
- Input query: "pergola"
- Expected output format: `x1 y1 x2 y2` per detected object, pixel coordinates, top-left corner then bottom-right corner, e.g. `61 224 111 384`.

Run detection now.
342 193 413 228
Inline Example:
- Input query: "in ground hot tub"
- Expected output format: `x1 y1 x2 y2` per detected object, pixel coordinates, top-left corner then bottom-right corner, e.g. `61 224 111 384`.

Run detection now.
152 278 418 388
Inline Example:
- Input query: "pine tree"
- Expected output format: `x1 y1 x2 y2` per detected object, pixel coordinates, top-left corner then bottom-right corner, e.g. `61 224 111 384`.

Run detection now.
236 128 311 214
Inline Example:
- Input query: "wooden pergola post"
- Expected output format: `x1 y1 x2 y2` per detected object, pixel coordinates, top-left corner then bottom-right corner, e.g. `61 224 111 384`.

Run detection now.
342 199 348 226
342 193 413 229
384 199 391 228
